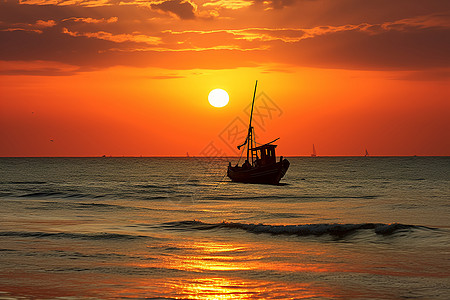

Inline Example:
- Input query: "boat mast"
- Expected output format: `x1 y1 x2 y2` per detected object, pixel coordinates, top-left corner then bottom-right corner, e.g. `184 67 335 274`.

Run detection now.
247 80 258 163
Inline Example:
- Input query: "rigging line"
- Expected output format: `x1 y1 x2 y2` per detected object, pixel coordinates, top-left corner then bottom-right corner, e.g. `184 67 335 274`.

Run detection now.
236 142 246 166
213 146 245 192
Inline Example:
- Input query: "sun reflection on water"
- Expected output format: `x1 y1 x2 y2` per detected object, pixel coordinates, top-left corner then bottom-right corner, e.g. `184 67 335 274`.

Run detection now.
149 239 338 299
163 241 261 272
167 277 264 300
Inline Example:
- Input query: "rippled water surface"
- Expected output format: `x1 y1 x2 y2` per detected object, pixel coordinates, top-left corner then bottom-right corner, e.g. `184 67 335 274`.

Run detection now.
0 157 449 299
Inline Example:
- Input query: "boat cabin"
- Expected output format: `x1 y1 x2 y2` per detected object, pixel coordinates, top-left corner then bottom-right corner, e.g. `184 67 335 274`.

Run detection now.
251 144 277 166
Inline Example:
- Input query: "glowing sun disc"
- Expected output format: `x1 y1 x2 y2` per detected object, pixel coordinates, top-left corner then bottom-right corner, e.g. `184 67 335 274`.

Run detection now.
208 89 229 108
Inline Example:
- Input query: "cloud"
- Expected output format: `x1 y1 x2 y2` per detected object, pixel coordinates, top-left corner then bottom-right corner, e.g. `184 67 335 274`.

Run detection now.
154 14 450 70
18 0 201 20
203 0 252 10
252 0 296 10
0 0 449 72
62 17 118 24
360 13 450 34
0 28 117 67
0 19 56 34
163 13 450 46
19 0 112 7
1 27 44 34
151 0 197 19
163 27 306 42
390 69 450 81
274 26 450 70
261 66 294 73
0 68 77 76
62 28 162 45
145 74 184 79
0 60 81 76
35 19 57 27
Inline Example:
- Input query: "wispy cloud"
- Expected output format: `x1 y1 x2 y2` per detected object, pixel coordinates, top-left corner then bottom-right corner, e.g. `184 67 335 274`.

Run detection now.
62 17 118 24
203 0 252 10
62 28 162 45
386 13 450 30
0 60 81 76
19 0 112 7
252 0 296 10
144 74 184 79
0 19 56 34
165 13 450 43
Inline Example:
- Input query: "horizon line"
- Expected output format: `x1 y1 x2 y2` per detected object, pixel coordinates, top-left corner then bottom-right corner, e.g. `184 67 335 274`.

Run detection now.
0 155 449 158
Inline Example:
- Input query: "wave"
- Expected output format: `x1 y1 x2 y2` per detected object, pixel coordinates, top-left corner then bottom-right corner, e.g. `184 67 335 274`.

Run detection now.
10 190 168 200
206 195 379 201
16 191 103 199
22 201 131 212
162 220 436 236
19 192 67 198
0 181 47 185
0 231 150 240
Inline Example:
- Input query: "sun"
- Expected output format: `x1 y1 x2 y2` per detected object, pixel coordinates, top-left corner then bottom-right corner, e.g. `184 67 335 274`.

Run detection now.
208 89 229 108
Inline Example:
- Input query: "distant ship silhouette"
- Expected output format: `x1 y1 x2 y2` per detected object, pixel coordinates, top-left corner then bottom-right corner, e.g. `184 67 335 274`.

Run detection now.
311 144 317 157
227 81 290 185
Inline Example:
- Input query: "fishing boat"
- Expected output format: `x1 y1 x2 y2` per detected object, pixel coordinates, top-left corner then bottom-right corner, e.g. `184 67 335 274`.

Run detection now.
227 81 290 185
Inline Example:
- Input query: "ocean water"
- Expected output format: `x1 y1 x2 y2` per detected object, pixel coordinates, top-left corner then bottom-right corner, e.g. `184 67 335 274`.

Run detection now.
0 157 449 299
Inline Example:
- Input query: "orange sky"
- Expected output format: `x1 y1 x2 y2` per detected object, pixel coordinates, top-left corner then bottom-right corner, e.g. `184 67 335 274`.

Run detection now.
0 0 449 156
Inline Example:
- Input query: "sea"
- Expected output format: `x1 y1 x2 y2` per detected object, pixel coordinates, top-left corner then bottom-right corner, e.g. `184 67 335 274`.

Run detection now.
0 157 449 299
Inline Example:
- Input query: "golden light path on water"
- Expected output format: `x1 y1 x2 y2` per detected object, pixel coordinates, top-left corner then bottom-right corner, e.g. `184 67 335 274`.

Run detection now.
111 239 339 299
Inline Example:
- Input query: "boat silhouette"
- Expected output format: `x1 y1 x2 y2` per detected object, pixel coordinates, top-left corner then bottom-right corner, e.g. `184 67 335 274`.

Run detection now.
227 81 290 185
311 144 317 157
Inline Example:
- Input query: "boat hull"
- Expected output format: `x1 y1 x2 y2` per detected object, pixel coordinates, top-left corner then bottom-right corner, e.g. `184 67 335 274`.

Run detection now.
227 159 290 185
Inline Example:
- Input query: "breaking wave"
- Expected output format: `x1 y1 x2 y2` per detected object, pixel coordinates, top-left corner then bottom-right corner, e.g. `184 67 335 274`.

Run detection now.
162 220 436 236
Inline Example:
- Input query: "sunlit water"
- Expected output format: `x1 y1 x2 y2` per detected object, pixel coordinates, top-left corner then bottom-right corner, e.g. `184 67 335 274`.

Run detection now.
0 157 449 299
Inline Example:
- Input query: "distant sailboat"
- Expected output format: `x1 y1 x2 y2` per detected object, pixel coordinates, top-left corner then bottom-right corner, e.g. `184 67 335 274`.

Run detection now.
311 144 317 157
364 149 369 157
